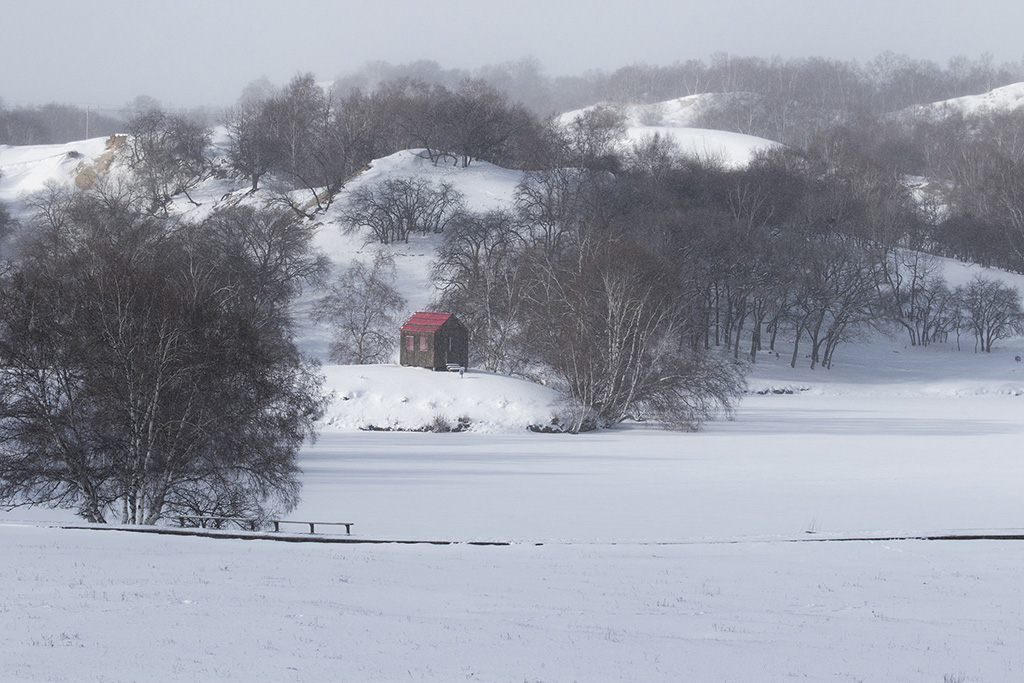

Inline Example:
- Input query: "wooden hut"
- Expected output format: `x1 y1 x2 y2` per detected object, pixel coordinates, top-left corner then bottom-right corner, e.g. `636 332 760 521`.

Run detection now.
399 312 469 371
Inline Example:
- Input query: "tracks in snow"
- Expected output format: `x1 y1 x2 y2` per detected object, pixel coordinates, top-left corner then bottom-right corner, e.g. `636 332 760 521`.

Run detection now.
37 523 1024 546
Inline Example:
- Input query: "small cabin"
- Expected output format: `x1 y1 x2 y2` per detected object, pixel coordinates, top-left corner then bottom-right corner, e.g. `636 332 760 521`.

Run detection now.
399 312 469 371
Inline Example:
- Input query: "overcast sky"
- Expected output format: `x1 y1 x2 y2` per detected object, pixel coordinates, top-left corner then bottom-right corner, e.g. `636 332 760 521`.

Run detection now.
2 0 1023 113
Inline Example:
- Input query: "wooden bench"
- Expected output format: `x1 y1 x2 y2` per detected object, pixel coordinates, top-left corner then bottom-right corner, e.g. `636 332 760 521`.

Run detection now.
271 520 353 535
177 515 258 531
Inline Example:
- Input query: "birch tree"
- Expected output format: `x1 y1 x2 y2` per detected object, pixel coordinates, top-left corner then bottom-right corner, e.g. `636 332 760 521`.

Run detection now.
312 252 407 364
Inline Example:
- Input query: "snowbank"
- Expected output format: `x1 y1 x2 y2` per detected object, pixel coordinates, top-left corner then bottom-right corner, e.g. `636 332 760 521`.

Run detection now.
319 364 563 432
0 136 114 212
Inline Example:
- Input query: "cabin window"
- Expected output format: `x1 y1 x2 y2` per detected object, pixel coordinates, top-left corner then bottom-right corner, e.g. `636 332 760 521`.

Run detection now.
419 336 429 351
406 335 414 351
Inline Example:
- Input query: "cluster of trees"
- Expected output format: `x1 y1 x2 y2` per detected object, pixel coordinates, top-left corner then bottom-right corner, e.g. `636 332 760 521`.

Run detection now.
898 110 1024 270
125 105 212 216
324 57 1024 278
884 257 1024 353
341 118 1019 430
223 73 539 216
0 183 329 524
342 177 464 244
760 106 1024 275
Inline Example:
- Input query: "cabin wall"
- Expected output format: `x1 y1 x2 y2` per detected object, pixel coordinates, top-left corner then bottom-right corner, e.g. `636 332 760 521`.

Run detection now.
435 328 469 369
399 331 436 368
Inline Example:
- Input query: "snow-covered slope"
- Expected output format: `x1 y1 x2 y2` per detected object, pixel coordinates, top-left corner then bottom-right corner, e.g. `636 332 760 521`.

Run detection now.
312 149 524 313
0 136 118 214
558 95 782 167
895 80 1024 120
559 94 714 129
623 125 780 167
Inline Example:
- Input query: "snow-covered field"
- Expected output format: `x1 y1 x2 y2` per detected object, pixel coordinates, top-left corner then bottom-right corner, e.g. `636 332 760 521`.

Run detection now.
5 333 1024 682
4 525 1022 683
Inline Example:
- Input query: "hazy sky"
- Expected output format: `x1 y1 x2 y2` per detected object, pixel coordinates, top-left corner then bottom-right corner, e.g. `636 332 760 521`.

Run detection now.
2 0 1023 112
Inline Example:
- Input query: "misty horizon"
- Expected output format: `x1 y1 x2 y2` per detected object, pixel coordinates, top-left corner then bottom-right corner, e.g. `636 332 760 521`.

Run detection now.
2 0 1023 113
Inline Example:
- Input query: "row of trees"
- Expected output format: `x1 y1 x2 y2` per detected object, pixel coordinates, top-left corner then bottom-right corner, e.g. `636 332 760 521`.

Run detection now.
0 101 124 145
885 257 1024 353
0 185 328 524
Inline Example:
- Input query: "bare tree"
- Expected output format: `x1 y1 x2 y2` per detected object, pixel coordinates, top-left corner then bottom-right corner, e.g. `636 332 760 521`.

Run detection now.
392 81 458 165
224 98 279 193
954 275 1024 353
312 252 407 364
125 106 211 216
432 209 527 372
521 236 743 432
200 205 331 319
877 249 954 347
343 176 464 244
0 198 13 255
558 105 627 172
0 192 327 525
262 73 325 187
445 79 535 168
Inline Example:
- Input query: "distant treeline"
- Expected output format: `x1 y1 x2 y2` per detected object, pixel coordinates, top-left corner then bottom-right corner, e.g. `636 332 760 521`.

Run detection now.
0 101 124 145
332 53 1024 144
5 52 1024 147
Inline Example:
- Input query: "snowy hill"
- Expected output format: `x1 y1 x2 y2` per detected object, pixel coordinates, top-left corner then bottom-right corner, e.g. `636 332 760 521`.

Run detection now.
894 80 1024 120
559 94 716 129
312 149 524 311
623 125 781 167
558 95 782 167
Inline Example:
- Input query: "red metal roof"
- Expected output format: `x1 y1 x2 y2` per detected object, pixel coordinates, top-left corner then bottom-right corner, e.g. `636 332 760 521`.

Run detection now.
400 311 453 333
